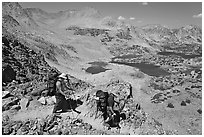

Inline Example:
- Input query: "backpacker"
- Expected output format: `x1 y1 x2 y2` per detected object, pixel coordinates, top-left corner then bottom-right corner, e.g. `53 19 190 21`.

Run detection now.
47 72 60 96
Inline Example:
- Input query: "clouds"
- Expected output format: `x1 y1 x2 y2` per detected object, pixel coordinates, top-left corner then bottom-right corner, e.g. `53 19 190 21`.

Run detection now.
129 17 135 20
193 13 202 18
118 16 142 23
118 16 136 21
129 17 142 23
118 16 125 20
142 2 148 6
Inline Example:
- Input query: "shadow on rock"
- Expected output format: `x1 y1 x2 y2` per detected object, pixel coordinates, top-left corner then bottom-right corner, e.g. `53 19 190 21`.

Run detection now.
61 98 83 114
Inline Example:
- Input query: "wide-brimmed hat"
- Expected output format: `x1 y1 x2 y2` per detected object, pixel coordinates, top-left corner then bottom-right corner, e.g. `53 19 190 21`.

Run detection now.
58 73 67 79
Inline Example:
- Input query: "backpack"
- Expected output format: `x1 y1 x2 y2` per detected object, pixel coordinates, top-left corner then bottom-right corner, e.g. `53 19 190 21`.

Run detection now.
96 90 118 112
47 72 60 96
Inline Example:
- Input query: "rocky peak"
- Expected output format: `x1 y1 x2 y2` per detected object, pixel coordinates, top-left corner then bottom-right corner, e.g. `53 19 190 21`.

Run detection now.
181 24 201 30
142 24 172 35
138 23 201 46
177 25 202 36
3 2 37 27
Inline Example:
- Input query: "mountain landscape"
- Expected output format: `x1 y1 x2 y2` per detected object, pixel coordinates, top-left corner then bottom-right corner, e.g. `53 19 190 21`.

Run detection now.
2 2 202 135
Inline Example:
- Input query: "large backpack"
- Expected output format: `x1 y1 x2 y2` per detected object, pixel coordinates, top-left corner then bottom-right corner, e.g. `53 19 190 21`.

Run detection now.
47 72 60 96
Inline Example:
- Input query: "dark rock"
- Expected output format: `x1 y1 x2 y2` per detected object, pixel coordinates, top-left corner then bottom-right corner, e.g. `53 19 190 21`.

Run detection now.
172 89 180 93
2 64 16 83
152 93 163 100
185 99 191 104
167 103 174 108
136 103 141 110
197 109 202 114
181 101 186 106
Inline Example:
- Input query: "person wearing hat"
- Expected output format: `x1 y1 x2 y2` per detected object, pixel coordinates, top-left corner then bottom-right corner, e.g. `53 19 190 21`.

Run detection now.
52 73 72 113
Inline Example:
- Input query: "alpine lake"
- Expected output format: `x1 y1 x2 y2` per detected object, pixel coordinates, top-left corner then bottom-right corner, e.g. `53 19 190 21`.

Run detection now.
85 51 201 77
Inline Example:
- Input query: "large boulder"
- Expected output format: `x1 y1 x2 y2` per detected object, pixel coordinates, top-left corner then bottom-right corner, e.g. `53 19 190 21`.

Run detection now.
2 64 16 83
94 78 133 100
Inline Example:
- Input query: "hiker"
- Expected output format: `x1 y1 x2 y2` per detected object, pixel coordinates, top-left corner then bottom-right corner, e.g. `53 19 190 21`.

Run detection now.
52 73 73 114
95 90 121 125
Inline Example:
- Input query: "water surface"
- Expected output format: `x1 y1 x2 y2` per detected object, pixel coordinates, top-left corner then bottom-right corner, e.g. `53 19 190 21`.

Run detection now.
158 51 201 59
111 61 170 77
85 61 109 74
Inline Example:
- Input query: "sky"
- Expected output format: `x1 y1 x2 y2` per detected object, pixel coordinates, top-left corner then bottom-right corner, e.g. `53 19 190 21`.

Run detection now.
19 1 202 28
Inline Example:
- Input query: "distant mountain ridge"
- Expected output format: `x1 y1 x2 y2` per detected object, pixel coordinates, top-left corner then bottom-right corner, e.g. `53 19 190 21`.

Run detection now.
3 2 201 31
132 24 201 46
2 2 202 66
